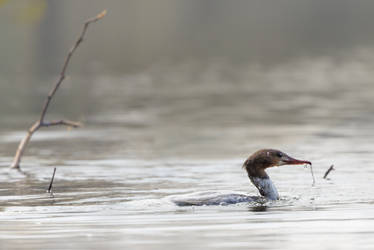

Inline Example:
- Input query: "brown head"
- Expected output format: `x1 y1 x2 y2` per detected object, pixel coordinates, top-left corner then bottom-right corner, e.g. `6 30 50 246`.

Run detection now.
243 149 312 178
243 149 311 200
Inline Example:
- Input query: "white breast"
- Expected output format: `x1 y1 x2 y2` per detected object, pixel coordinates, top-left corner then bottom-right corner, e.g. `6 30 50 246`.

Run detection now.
249 176 279 200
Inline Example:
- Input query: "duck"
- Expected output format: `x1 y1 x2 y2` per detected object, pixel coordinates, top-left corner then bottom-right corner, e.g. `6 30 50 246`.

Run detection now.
173 149 311 206
243 149 311 200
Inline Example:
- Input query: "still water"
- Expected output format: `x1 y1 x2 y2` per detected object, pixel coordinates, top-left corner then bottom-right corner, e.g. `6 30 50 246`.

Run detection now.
1 58 374 249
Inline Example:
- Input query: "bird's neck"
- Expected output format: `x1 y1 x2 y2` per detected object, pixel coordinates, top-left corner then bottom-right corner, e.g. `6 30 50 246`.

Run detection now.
249 175 279 200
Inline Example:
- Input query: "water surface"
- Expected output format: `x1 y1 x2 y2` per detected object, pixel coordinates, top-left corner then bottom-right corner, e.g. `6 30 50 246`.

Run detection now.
1 59 374 249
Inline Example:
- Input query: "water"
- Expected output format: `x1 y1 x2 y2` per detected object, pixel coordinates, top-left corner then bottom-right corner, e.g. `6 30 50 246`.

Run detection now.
1 58 374 249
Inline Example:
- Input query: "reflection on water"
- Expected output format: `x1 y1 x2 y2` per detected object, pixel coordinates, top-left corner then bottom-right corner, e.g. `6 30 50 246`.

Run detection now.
1 58 374 249
249 205 268 212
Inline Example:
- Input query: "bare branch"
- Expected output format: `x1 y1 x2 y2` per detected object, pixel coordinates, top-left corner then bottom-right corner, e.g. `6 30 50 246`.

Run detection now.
40 9 107 123
42 120 82 128
10 10 106 169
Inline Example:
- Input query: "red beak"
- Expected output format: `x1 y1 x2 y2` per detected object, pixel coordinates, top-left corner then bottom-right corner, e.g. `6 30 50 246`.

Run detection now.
283 156 311 165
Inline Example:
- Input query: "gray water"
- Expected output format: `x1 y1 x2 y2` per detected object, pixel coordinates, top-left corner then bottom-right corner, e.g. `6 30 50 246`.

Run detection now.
1 58 374 249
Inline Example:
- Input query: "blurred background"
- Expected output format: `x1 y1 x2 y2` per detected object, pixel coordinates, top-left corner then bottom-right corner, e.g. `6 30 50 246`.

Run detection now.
3 0 374 74
1 0 374 160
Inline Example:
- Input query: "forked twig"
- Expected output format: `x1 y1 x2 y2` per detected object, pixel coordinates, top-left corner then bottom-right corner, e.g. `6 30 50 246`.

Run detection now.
10 10 106 170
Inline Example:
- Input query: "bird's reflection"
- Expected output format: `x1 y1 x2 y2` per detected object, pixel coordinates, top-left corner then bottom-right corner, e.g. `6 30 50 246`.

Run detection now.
249 205 268 212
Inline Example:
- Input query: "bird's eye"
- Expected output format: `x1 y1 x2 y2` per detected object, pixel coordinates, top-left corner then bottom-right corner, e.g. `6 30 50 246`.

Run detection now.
276 152 283 158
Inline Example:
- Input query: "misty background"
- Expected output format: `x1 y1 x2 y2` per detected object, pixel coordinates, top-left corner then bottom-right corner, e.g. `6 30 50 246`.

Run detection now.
1 0 374 158
2 0 374 74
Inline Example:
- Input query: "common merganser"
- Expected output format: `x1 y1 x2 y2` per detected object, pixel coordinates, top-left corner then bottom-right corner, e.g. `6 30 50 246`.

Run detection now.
243 149 311 200
174 149 311 206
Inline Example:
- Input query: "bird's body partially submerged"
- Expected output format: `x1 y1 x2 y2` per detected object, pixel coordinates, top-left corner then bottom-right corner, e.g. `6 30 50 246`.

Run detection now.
243 149 311 200
249 176 279 200
173 149 311 206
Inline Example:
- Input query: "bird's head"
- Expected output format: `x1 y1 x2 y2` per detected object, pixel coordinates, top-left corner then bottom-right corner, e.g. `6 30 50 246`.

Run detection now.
243 149 311 178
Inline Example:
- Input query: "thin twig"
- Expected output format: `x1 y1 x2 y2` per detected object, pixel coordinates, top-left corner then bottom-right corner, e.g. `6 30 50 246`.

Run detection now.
47 167 57 193
43 120 82 128
10 10 106 169
323 165 335 179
